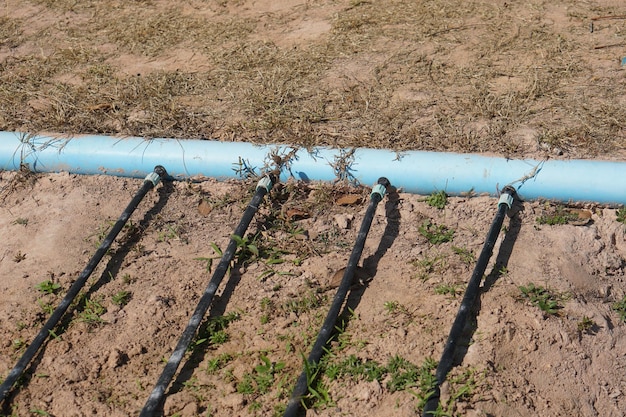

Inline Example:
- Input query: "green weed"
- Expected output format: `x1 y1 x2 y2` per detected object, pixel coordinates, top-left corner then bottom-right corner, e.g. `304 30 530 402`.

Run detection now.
35 280 61 295
434 284 460 297
451 246 475 265
237 355 286 396
419 220 454 244
302 356 334 409
411 255 447 281
158 224 181 242
536 205 578 225
426 191 448 209
111 291 131 307
77 297 106 326
617 208 626 224
282 291 324 316
324 354 386 382
577 316 596 333
232 234 260 266
611 296 626 322
37 300 55 316
518 283 562 315
194 242 224 273
194 312 240 350
387 355 428 393
205 353 233 374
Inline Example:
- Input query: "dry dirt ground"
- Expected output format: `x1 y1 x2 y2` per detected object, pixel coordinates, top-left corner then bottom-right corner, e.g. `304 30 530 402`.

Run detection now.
1 1 626 417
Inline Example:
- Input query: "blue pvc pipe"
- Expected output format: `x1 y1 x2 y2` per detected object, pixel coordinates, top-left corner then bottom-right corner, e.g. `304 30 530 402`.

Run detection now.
1 131 624 204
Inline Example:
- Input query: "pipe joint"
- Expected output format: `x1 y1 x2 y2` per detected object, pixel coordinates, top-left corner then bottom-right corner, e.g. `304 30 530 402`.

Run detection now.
256 174 274 193
144 171 162 187
371 177 390 200
498 190 514 209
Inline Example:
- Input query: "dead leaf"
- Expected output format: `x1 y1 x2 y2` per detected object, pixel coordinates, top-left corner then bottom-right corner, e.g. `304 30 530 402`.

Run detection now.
335 194 362 206
285 208 309 221
198 200 213 216
567 208 593 226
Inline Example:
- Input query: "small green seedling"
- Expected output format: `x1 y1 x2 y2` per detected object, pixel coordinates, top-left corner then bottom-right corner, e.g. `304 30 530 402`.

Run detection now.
577 316 596 334
434 283 459 297
237 355 286 397
419 220 454 244
611 296 626 322
232 234 259 265
205 353 233 374
452 246 475 265
617 208 626 224
426 190 448 209
35 280 61 295
302 355 334 409
536 204 580 225
518 283 562 315
111 291 131 306
77 297 106 326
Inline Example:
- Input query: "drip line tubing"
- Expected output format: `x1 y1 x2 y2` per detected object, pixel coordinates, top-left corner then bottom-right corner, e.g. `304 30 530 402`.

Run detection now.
0 166 167 403
283 177 390 417
139 173 277 417
421 186 516 416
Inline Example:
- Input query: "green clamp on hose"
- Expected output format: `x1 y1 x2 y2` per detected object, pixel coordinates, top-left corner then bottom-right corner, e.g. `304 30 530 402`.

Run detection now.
498 186 515 209
145 172 161 187
256 174 274 192
145 165 167 187
371 177 390 200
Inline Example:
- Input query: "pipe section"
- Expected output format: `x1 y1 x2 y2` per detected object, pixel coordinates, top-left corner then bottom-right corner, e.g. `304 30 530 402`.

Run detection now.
1 132 624 204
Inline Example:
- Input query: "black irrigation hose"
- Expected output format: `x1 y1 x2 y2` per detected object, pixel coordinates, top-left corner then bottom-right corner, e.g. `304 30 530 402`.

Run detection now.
0 166 167 404
283 177 390 417
422 185 516 416
139 173 276 417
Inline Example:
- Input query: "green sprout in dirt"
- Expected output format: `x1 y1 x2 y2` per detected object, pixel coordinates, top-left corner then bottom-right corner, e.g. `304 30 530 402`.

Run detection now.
616 207 626 224
536 204 579 225
111 290 131 307
282 291 324 316
35 280 61 295
611 296 626 322
577 316 596 334
419 220 454 244
518 283 562 315
410 254 447 281
193 312 240 350
194 242 224 273
383 300 412 317
434 283 460 297
301 355 334 410
205 352 234 375
452 246 475 265
37 300 55 316
77 297 106 326
426 190 448 209
236 355 287 408
232 234 259 266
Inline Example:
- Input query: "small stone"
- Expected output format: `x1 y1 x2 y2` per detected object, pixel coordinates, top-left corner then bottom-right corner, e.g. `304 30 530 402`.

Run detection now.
334 214 354 229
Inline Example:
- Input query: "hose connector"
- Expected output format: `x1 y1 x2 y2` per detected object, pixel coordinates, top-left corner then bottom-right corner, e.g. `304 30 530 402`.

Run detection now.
145 165 167 187
256 173 275 192
371 177 390 200
498 185 515 209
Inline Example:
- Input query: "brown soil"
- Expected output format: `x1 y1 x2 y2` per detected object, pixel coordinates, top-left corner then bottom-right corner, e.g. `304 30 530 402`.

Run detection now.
1 1 626 417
